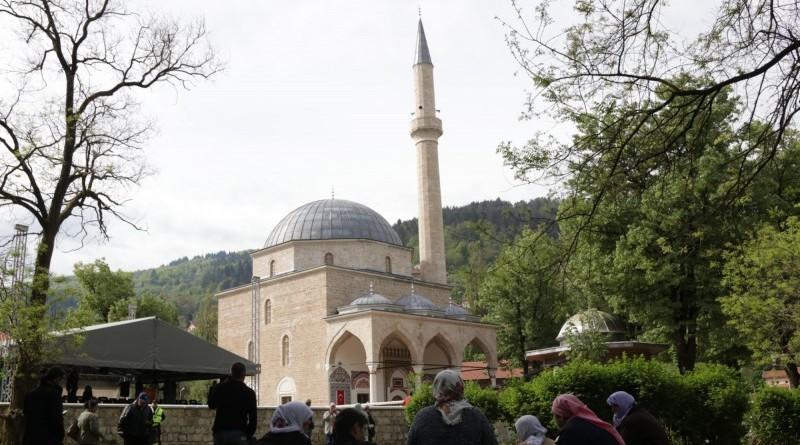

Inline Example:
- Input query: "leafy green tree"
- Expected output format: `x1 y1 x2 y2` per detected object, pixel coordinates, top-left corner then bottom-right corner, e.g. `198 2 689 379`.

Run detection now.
478 229 565 376
721 218 800 388
193 295 218 344
108 293 179 325
74 259 135 321
562 309 610 363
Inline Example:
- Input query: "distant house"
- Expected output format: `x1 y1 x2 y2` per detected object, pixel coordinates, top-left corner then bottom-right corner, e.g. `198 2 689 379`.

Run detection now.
460 361 522 388
763 368 799 388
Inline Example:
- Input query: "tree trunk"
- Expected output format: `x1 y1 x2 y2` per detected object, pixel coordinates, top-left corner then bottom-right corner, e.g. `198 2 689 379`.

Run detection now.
785 362 799 389
675 325 697 373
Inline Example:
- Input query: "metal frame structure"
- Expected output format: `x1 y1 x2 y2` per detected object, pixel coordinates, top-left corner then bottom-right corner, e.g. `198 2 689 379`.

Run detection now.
0 224 29 402
249 276 261 402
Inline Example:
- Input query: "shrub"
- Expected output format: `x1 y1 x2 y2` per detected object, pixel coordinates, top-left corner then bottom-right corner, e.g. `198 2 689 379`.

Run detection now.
499 358 749 445
746 386 800 444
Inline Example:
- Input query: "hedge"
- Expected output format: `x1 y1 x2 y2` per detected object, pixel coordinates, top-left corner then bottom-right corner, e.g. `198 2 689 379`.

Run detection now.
746 386 800 444
499 359 749 445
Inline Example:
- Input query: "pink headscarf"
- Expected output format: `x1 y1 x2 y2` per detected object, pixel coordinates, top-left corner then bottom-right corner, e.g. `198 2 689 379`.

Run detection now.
552 394 625 445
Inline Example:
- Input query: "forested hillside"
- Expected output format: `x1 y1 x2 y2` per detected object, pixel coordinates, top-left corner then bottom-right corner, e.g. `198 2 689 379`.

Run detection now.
58 198 557 325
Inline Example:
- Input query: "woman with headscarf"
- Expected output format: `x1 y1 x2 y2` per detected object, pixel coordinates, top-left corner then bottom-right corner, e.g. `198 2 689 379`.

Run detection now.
514 415 555 445
407 369 498 445
551 394 624 445
257 401 314 445
333 408 369 445
606 391 669 445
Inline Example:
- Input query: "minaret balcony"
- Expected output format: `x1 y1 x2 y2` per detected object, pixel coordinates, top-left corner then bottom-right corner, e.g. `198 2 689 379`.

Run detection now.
409 116 443 138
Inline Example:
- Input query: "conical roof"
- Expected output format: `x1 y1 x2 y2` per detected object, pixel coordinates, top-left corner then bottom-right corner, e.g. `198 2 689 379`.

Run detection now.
414 19 432 65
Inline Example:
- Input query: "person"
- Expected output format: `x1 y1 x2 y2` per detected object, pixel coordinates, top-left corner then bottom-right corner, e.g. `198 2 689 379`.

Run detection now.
256 401 314 445
363 405 376 444
118 392 154 445
78 399 107 445
151 399 166 445
66 368 80 403
22 367 65 445
550 394 623 445
322 403 337 445
407 369 497 445
303 399 315 439
81 385 94 403
607 391 669 445
209 362 257 445
514 415 555 445
333 408 368 445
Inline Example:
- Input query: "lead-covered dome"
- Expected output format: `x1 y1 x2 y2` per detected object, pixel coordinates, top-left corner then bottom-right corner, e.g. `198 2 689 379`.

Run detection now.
264 199 403 248
556 310 627 345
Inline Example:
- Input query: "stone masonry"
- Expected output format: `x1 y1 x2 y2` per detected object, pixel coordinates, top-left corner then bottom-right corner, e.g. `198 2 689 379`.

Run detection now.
0 403 409 445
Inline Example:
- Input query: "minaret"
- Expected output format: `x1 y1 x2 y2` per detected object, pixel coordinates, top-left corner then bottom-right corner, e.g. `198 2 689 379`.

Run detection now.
410 20 447 285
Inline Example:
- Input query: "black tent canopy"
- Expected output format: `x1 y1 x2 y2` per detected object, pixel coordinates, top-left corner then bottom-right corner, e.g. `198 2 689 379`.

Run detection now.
49 317 257 380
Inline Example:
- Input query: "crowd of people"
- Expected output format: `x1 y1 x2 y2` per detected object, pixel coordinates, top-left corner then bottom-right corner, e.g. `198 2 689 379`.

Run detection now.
19 363 670 445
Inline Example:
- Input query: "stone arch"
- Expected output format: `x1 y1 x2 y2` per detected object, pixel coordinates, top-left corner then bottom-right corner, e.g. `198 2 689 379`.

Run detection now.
422 334 456 376
376 329 420 365
264 299 272 325
385 256 392 273
276 376 296 404
281 334 290 366
269 260 275 277
324 252 334 265
327 331 368 369
464 336 498 369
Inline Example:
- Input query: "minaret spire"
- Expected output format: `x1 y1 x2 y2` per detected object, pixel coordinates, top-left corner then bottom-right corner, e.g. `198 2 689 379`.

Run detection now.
410 19 447 285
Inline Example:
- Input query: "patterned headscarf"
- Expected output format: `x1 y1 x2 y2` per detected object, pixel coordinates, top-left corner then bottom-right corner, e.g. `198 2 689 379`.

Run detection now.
432 369 472 425
271 401 314 435
607 391 636 428
515 415 548 445
552 394 624 445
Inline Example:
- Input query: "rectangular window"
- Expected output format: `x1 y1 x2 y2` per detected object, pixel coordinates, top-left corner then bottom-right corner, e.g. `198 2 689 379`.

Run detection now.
357 393 370 404
281 396 292 404
391 378 404 388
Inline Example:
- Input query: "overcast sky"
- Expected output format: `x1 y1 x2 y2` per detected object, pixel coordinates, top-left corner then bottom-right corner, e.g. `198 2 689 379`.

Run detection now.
2 0 713 275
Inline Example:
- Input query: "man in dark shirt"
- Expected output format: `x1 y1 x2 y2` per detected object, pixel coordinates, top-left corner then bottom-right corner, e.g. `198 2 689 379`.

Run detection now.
209 362 257 445
23 367 65 445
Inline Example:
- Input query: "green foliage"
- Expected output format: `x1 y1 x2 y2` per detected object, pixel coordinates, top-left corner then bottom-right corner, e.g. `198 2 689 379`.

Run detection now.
746 387 800 444
403 381 501 425
477 229 565 373
499 359 748 445
192 295 218 344
561 310 609 363
108 293 179 325
74 259 135 321
721 217 800 379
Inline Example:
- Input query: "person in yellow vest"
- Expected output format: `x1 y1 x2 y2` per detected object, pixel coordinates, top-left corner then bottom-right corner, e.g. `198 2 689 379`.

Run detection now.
151 399 166 445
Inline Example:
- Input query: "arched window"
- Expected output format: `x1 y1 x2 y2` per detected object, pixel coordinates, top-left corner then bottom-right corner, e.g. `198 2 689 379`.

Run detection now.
324 252 334 265
269 260 275 277
247 340 254 361
385 256 392 273
282 335 290 366
264 299 271 325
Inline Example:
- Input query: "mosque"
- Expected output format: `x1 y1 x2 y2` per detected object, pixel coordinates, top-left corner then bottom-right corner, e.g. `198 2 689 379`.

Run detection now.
216 20 498 405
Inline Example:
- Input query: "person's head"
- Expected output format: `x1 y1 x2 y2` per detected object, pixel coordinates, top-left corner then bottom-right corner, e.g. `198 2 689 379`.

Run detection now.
271 401 314 436
137 392 149 407
607 391 635 426
41 367 64 385
329 402 336 413
231 362 246 381
514 415 547 444
306 398 312 407
551 394 586 427
334 408 367 443
432 369 465 405
84 399 99 412
152 399 159 407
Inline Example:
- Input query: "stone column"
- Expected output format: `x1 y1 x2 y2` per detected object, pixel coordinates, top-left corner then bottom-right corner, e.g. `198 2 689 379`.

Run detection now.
368 364 381 403
412 364 425 390
488 367 497 388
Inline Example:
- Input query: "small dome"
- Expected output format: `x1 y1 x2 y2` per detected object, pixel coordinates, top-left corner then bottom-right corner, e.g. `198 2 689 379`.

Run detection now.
395 292 443 316
444 303 479 322
351 293 393 306
264 199 403 248
556 310 626 344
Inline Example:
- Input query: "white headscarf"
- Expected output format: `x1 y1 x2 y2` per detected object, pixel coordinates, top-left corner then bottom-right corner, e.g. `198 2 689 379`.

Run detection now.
432 369 472 425
607 391 636 428
270 401 314 435
515 415 547 445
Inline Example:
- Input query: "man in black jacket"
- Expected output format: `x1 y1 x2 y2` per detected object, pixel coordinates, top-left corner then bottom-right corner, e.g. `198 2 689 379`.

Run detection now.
23 367 65 445
118 392 154 445
209 362 257 445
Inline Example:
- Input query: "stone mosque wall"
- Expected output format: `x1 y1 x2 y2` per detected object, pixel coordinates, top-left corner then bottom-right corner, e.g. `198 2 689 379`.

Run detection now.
0 403 410 445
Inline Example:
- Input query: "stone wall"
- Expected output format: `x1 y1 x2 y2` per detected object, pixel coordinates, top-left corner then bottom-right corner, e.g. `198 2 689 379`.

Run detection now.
0 403 409 445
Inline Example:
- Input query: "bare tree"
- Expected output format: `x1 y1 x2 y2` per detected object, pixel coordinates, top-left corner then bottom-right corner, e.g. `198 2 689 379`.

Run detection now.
0 0 219 440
